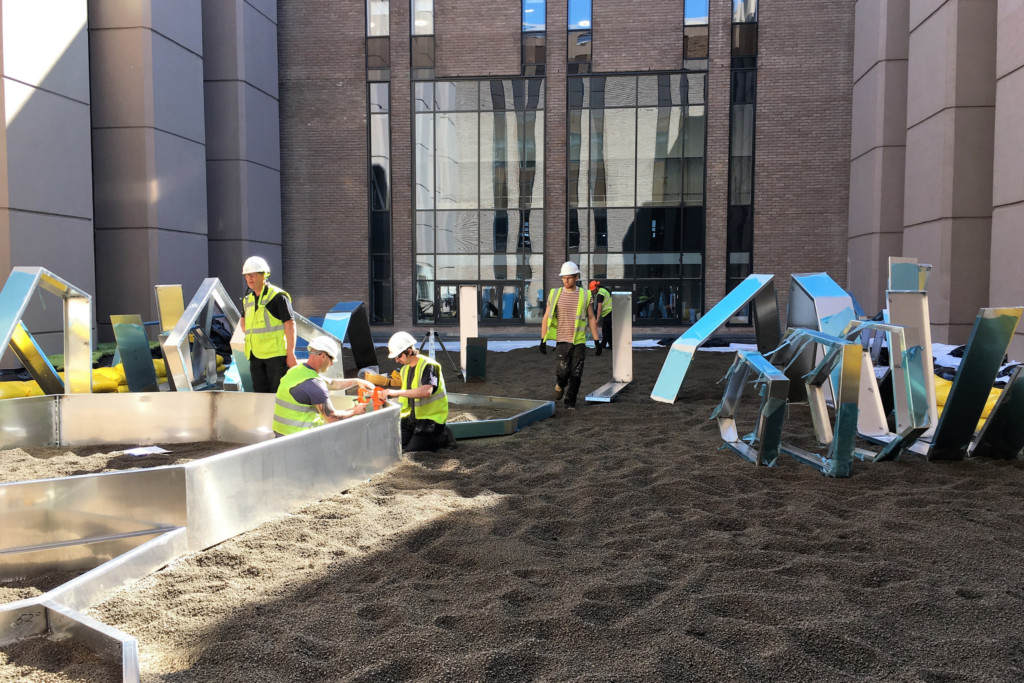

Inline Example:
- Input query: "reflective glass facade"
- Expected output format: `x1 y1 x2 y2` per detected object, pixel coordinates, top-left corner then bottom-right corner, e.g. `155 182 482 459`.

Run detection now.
568 74 706 324
414 79 545 324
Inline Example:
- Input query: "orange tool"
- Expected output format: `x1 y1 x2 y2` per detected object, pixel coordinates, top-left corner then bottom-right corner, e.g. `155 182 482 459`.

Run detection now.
357 386 388 411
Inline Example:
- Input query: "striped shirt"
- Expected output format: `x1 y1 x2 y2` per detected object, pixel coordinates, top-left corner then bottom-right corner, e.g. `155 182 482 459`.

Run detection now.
555 288 580 343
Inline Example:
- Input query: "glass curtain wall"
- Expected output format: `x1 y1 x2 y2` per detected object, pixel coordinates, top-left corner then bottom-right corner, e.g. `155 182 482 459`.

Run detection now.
726 0 757 323
568 0 591 74
367 2 392 323
522 0 546 75
568 74 706 324
414 79 545 324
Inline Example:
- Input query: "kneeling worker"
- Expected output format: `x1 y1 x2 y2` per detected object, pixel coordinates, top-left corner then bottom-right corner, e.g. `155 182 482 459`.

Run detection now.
383 331 455 452
272 336 373 437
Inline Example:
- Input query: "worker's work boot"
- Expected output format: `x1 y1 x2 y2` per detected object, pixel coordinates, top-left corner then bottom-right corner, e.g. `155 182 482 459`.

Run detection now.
443 426 458 449
554 385 564 401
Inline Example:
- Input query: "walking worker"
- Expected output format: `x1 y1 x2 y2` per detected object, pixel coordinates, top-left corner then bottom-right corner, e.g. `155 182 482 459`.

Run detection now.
241 255 296 393
272 336 373 437
383 331 455 452
540 261 601 410
589 280 613 353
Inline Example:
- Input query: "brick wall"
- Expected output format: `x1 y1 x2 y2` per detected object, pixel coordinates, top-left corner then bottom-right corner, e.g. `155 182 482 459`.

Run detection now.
592 0 684 73
435 0 520 77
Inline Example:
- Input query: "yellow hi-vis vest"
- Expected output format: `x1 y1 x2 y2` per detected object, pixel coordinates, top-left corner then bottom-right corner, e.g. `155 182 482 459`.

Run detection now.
244 283 291 359
544 287 591 345
596 287 612 318
272 364 323 435
399 355 448 424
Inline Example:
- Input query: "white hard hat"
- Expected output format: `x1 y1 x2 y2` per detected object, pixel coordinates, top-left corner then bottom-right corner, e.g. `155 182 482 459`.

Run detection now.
559 261 581 277
242 256 271 275
307 335 340 362
388 331 418 359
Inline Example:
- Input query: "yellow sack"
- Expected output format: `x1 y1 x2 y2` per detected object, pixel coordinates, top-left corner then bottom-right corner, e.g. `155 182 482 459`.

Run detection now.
153 358 167 378
933 375 1002 431
20 381 43 397
0 382 25 399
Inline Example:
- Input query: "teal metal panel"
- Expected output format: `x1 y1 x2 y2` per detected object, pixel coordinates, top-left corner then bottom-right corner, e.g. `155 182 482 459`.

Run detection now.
928 308 1023 461
111 315 159 393
970 366 1024 459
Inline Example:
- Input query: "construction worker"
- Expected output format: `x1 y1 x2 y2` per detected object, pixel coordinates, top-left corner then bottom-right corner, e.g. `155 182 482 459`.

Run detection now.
383 330 455 452
589 280 613 352
540 261 601 410
241 256 296 393
272 336 373 437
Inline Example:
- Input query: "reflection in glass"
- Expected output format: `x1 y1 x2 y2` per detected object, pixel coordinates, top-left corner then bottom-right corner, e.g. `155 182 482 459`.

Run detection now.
732 0 757 23
416 257 434 322
732 23 757 59
522 34 546 73
729 104 754 205
436 211 478 253
367 0 390 35
522 0 546 31
568 110 590 209
685 0 709 25
370 115 390 210
636 284 680 322
591 108 636 207
436 284 460 320
568 0 591 29
369 83 389 112
415 113 434 209
436 254 479 280
634 207 681 253
637 74 686 107
480 285 521 319
684 26 709 60
435 81 479 111
415 211 434 251
411 36 435 68
435 113 479 209
568 31 591 65
414 82 433 111
366 37 390 69
635 253 682 279
412 0 433 34
636 107 683 206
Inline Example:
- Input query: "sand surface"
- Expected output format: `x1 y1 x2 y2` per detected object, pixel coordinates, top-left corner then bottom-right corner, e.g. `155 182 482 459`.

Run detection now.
4 346 1024 681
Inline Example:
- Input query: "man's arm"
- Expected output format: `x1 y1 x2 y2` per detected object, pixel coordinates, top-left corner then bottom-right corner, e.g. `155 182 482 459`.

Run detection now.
315 397 367 423
330 377 375 392
283 319 297 367
587 300 600 341
540 296 552 339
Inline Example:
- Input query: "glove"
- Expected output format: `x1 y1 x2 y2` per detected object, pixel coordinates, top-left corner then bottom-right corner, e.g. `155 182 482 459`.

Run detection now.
539 339 547 354
595 343 603 356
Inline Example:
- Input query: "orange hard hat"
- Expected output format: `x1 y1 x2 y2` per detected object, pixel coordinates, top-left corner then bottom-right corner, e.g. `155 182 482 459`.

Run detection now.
589 280 599 291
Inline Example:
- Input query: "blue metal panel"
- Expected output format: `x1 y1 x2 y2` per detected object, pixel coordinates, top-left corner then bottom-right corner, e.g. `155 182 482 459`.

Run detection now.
651 274 776 403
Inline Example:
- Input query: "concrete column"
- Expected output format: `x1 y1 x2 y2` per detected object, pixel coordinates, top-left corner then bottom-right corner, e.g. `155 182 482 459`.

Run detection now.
991 0 1024 358
903 0 996 344
848 0 908 315
0 0 94 361
202 0 281 304
89 0 208 339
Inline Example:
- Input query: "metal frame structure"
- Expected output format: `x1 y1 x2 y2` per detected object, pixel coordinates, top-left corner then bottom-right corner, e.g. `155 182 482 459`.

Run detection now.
0 267 92 394
970 365 1024 459
785 273 857 404
711 350 789 466
320 300 378 371
446 393 555 439
651 274 779 403
0 390 401 680
769 328 862 477
586 292 633 402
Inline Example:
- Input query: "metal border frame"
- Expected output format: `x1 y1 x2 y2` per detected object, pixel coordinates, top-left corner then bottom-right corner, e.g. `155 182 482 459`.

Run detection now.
446 393 555 439
587 291 633 402
711 350 789 466
0 267 93 393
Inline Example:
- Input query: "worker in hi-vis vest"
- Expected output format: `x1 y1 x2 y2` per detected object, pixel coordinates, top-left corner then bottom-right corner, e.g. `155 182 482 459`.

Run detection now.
589 280 613 352
240 256 296 393
272 336 373 437
539 261 601 410
383 331 456 452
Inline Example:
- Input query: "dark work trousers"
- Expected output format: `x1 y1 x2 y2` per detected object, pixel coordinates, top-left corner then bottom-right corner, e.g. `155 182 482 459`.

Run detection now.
249 355 289 393
555 341 587 407
600 314 613 350
401 416 447 452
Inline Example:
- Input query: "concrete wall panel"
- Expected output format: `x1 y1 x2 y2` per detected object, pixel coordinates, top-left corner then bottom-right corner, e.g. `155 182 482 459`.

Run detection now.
990 204 1024 307
950 106 994 217
851 60 908 157
910 0 946 31
246 0 276 25
953 1 997 107
997 0 1024 78
847 230 902 314
906 3 952 126
91 127 155 229
242 84 280 170
201 0 241 83
903 218 952 321
242 1 278 98
903 111 953 226
150 0 203 55
849 146 906 238
2 0 89 102
207 160 281 243
4 82 92 218
153 130 207 234
88 28 153 129
992 66 1024 207
204 81 242 160
152 33 205 142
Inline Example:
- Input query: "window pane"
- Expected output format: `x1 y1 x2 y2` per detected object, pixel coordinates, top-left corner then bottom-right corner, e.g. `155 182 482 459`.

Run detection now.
370 114 390 210
686 74 706 105
412 0 433 34
369 83 389 113
636 284 681 322
681 279 702 323
521 209 542 251
523 0 545 31
435 112 479 209
436 284 459 320
603 76 638 107
635 253 682 279
436 211 478 253
480 113 509 209
414 113 434 208
481 210 515 253
636 106 683 206
523 33 546 65
589 252 630 280
513 77 545 110
597 208 635 253
483 80 514 110
568 109 590 208
634 207 682 253
590 108 636 207
682 206 704 251
568 77 586 109
684 26 709 59
731 70 756 105
685 0 709 25
638 74 684 107
729 155 753 205
569 0 592 29
727 206 753 251
370 212 391 253
524 276 545 322
415 211 434 251
732 23 757 57
480 284 521 319
733 0 757 23
517 110 543 208
568 31 592 64
436 254 479 279
414 82 433 111
415 257 434 322
370 279 393 323
366 36 390 69
435 81 479 111
683 156 704 206
411 35 435 68
730 104 754 156
367 0 389 36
